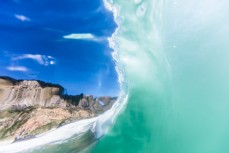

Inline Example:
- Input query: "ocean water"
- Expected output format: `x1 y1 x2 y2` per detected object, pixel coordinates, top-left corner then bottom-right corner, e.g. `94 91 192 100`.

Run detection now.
1 0 229 152
91 0 229 153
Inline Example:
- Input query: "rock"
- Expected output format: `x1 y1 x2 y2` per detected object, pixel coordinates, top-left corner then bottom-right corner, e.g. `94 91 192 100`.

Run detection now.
0 78 64 110
0 76 117 142
14 134 36 143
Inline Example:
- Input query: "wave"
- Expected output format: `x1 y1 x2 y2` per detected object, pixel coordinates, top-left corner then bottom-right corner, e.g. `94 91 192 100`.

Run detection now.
0 118 97 153
92 0 229 153
0 1 129 152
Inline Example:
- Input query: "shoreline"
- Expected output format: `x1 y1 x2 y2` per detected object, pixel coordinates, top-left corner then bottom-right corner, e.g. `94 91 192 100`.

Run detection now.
0 76 117 142
0 117 98 152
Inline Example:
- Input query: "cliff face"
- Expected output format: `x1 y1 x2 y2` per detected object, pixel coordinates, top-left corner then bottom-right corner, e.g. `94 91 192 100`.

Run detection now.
0 78 67 110
0 77 117 142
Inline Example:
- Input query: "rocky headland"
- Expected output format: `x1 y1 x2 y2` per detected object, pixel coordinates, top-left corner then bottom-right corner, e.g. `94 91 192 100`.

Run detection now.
0 76 116 143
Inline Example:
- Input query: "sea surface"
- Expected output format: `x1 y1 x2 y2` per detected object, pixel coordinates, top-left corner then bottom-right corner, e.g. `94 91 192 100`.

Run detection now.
1 0 229 152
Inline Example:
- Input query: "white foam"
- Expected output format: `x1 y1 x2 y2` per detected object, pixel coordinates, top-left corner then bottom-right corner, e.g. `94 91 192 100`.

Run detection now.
103 0 125 85
0 118 97 153
134 0 142 4
0 1 129 152
91 0 130 139
93 92 128 138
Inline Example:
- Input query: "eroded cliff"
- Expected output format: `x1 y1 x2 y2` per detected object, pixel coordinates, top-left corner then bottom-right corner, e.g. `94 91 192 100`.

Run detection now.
0 76 116 142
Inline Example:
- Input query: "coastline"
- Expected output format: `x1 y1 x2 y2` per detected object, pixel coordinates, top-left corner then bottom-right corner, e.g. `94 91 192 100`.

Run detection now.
0 93 128 153
0 117 97 152
0 1 127 152
0 76 116 144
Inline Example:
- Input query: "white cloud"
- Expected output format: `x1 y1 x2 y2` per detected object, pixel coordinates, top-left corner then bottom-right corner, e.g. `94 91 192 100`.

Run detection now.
7 66 28 72
47 56 54 59
12 54 55 66
15 14 30 22
63 33 96 40
50 61 55 65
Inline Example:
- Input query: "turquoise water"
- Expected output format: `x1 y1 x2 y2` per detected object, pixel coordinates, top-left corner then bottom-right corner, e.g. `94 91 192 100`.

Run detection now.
91 0 229 153
5 0 229 152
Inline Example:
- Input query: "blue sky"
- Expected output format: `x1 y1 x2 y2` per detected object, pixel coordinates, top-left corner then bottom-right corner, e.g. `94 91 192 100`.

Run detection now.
0 0 119 96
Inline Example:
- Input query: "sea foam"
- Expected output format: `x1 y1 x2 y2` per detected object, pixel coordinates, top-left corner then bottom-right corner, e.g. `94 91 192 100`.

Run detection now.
0 118 97 153
0 1 128 152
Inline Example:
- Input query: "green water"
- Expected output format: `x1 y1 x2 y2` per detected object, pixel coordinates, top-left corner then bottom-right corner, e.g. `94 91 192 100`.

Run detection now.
91 0 229 153
21 0 229 152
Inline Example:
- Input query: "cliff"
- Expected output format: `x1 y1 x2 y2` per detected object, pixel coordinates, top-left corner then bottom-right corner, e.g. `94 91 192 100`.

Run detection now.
0 76 116 142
